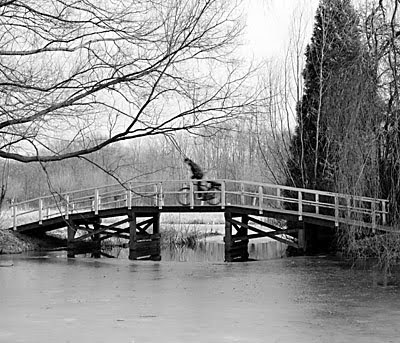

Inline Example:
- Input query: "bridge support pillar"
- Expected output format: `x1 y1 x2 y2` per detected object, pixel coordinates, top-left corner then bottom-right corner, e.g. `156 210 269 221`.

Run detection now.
67 219 102 258
91 221 102 258
67 223 76 258
297 222 306 252
129 212 161 261
224 212 249 262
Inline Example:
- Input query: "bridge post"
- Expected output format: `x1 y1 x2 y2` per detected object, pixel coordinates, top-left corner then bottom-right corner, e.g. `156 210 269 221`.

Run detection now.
38 198 43 224
240 183 245 205
224 211 249 262
151 213 161 261
298 191 303 221
128 211 137 260
94 189 99 215
129 212 161 261
224 211 233 262
127 185 132 209
237 214 249 261
65 194 70 219
91 220 101 258
221 181 226 209
67 223 76 258
297 222 306 252
382 200 387 225
12 200 16 231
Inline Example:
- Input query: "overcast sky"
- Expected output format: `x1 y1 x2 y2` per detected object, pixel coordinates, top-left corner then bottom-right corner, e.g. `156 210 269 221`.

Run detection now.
243 0 319 60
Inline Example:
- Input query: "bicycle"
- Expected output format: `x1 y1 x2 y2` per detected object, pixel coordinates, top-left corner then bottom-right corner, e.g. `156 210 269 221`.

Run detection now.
177 180 221 206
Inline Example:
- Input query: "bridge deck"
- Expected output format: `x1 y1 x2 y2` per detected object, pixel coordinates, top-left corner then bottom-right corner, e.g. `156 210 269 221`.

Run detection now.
10 179 390 233
9 179 392 261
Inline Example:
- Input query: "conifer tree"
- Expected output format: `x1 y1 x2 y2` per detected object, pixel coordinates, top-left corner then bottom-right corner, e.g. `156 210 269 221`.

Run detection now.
284 0 381 254
286 0 375 192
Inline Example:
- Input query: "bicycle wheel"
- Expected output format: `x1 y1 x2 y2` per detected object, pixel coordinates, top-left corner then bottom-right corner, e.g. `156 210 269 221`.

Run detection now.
207 187 221 205
177 186 191 206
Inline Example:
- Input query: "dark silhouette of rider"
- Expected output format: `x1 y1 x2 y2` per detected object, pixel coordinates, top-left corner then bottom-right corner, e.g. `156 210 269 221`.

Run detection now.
184 158 205 196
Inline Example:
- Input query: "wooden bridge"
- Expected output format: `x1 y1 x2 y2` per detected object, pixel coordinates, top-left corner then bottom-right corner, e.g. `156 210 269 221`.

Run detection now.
9 179 390 261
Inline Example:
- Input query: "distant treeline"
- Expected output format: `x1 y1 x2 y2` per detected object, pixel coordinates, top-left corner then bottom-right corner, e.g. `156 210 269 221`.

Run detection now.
3 125 287 203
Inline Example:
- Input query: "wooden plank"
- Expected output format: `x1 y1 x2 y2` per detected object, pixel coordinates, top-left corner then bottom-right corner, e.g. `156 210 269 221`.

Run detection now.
137 218 153 228
96 218 130 231
73 223 108 242
247 216 285 232
100 233 130 241
105 226 130 234
228 217 297 247
228 218 263 235
136 232 151 240
131 240 158 249
233 233 265 241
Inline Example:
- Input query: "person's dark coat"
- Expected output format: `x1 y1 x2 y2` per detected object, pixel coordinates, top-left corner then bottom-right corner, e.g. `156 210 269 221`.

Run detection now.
185 159 204 179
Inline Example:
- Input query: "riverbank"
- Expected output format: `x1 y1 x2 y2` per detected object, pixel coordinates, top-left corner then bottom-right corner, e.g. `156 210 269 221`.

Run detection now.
0 229 67 254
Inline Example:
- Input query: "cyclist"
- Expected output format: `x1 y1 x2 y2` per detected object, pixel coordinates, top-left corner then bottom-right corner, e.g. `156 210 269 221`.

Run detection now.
184 157 205 197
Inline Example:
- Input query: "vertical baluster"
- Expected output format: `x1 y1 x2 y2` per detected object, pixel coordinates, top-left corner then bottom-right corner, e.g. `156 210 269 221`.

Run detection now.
158 182 163 209
298 191 303 221
346 196 351 220
277 188 281 208
94 189 99 215
221 181 226 209
258 185 263 214
382 200 387 226
334 195 339 227
371 200 376 233
189 181 194 209
240 183 245 205
127 185 132 210
65 194 70 219
153 184 158 206
39 198 43 224
12 200 16 231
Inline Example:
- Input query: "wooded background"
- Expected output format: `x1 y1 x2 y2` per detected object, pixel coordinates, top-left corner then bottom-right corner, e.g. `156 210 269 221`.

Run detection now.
1 0 399 263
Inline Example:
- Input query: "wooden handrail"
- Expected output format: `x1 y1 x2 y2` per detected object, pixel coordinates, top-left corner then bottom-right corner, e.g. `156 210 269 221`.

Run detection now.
10 179 390 231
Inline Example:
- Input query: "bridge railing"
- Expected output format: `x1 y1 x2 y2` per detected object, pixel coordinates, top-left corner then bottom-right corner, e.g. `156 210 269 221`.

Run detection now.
223 180 388 228
10 179 389 231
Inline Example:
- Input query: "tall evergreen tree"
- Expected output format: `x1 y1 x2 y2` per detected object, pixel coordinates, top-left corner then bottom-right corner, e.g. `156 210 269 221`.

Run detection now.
284 0 382 254
286 0 377 193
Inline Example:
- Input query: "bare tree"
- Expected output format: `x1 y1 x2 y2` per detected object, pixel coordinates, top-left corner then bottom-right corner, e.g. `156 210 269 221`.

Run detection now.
364 0 400 214
0 0 258 163
254 1 313 185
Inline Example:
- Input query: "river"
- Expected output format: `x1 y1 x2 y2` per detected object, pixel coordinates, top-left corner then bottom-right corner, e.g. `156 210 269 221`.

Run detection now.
1 244 400 343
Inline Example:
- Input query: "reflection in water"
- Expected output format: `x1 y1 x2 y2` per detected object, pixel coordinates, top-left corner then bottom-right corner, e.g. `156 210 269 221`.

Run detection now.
1 252 400 343
105 239 286 262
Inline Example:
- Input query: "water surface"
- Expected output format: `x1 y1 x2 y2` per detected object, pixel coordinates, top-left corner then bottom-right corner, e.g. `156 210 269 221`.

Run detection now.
1 252 399 343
